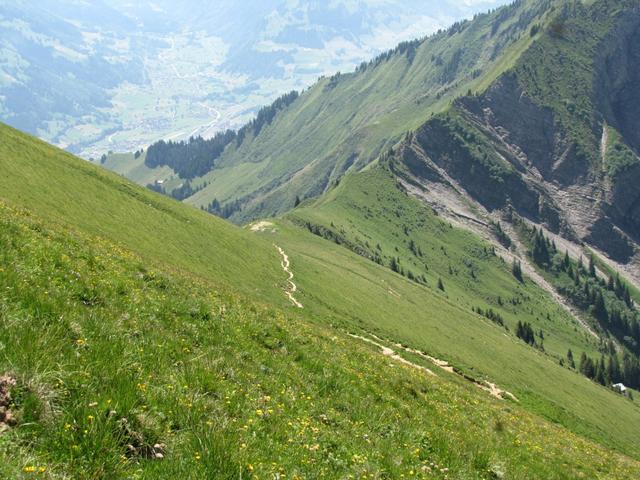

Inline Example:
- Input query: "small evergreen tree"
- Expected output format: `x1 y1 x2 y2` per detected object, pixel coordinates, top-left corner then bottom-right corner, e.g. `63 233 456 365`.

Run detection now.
516 321 535 345
579 353 595 379
596 355 608 385
567 349 575 369
588 255 596 277
532 231 550 266
389 257 400 273
512 259 523 283
607 354 621 383
593 291 608 323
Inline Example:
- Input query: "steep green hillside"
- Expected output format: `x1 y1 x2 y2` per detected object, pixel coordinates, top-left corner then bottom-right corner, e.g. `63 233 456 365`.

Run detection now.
1 125 638 477
0 123 285 307
289 167 599 361
2 0 640 470
3 200 640 478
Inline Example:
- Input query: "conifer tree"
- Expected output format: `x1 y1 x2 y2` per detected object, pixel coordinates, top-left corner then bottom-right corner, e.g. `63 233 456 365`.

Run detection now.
567 349 575 369
579 353 595 379
588 255 596 277
607 354 621 383
512 259 523 282
593 291 608 323
596 356 607 385
389 257 400 273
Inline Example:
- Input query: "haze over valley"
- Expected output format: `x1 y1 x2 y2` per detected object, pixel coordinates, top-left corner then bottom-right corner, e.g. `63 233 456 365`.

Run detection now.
1 0 508 159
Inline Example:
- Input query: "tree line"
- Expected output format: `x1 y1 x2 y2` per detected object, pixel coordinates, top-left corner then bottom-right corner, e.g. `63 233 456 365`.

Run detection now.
144 90 299 181
528 228 638 351
201 198 242 219
567 347 640 393
145 130 236 180
146 180 208 201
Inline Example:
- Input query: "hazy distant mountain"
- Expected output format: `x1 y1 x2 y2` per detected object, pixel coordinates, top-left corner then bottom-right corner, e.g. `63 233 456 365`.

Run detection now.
0 0 508 158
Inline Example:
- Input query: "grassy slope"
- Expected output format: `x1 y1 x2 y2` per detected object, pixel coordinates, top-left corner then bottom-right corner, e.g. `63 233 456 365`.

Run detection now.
290 167 599 360
2 201 640 480
0 123 286 307
262 167 640 458
5 123 639 460
101 152 176 188
184 0 551 221
1 124 638 478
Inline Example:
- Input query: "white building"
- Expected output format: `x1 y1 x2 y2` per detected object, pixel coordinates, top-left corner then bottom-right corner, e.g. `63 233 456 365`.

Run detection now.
612 383 627 393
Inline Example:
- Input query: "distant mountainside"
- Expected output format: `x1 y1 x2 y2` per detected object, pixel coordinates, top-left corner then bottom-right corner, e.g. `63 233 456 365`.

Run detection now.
126 0 551 215
123 0 640 273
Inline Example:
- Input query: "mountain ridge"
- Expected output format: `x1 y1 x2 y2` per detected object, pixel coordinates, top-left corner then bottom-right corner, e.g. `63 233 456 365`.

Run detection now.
108 0 551 218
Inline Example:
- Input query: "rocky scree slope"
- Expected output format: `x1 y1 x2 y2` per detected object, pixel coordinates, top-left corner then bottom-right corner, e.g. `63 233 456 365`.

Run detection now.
393 0 640 272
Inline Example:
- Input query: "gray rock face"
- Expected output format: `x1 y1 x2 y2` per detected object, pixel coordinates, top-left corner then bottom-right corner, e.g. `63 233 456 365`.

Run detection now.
399 13 640 266
596 16 640 153
595 17 640 245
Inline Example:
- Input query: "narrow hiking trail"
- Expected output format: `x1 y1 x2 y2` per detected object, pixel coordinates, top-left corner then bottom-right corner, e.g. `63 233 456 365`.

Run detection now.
348 333 436 376
275 245 303 308
349 332 517 401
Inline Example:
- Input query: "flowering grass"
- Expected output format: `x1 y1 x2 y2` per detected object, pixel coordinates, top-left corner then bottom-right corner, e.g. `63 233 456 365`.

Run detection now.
1 203 639 479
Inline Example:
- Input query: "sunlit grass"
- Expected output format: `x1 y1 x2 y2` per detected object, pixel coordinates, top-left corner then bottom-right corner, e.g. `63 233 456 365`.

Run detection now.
1 202 639 479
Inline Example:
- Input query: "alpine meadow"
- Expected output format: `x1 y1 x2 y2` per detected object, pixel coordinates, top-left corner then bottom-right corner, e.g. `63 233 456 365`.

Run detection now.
1 0 640 479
